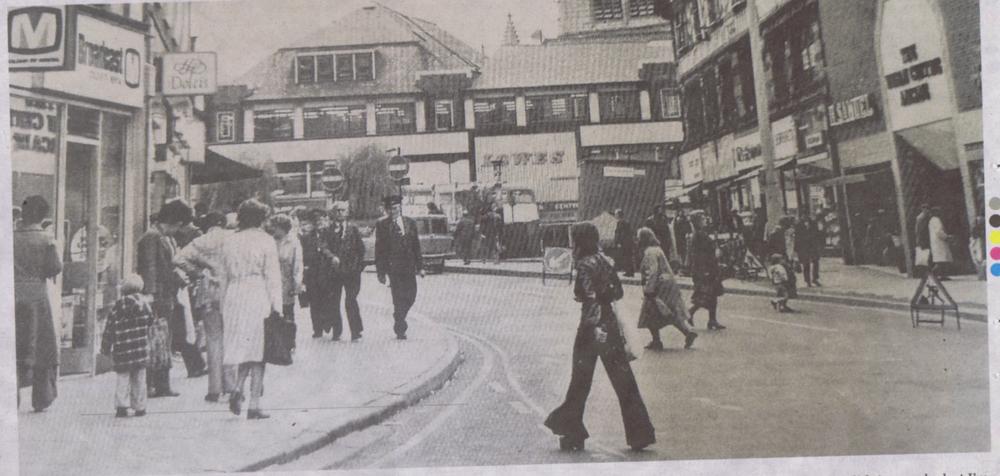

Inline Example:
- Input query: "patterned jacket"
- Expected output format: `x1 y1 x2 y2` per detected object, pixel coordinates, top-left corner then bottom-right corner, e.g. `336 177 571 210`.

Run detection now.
101 294 153 372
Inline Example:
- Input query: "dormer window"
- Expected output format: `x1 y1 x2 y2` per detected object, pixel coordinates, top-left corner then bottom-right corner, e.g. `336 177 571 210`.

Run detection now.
296 51 376 84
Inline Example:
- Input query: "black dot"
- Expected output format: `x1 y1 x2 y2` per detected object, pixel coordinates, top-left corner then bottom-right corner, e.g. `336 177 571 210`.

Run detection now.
991 215 1000 228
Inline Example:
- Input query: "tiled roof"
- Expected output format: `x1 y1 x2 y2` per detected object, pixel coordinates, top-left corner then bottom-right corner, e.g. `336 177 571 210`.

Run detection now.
236 4 480 100
471 41 672 90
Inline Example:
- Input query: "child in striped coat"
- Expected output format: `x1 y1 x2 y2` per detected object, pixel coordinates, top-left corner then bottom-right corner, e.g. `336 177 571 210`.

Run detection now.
101 274 153 417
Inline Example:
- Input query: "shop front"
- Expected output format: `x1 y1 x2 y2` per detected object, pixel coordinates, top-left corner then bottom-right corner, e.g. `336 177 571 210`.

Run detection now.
9 10 147 375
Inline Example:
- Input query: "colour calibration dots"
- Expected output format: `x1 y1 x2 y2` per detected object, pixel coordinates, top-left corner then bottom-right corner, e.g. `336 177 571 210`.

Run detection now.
990 198 1000 277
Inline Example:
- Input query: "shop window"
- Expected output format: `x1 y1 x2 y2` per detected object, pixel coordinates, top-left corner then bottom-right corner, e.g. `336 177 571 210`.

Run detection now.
303 105 367 139
295 52 375 83
254 109 294 141
276 162 308 195
216 112 235 142
376 103 416 134
434 100 454 131
592 0 623 20
68 106 100 140
629 0 656 17
598 91 641 122
658 88 682 120
474 98 517 128
526 94 589 124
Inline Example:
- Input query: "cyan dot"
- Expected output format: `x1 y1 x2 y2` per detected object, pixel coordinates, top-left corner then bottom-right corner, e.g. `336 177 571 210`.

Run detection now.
991 263 1000 277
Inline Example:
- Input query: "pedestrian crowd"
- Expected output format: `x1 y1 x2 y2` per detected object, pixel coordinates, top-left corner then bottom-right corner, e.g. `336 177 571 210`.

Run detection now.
14 194 424 421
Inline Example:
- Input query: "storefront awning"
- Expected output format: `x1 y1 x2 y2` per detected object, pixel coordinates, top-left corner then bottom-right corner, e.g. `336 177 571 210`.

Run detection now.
775 157 796 169
190 149 263 185
896 119 959 171
734 168 760 182
816 173 867 187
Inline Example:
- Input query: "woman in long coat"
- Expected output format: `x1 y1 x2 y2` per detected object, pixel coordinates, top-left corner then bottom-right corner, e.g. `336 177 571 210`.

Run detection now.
544 222 655 452
687 212 727 330
14 196 62 412
637 227 697 350
928 207 954 279
220 199 283 420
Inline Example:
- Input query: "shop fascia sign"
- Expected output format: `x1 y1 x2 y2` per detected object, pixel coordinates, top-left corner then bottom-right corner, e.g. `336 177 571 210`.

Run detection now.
480 150 566 168
828 94 876 127
8 5 76 72
884 44 943 107
162 52 218 96
40 12 145 108
733 115 797 168
603 166 647 178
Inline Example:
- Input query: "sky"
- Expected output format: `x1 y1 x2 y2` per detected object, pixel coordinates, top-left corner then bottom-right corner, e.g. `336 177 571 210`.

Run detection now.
190 0 562 84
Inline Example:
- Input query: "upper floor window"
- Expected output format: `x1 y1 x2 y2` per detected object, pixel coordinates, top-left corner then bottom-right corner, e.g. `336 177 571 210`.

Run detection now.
296 51 376 84
592 0 623 20
629 0 656 17
698 0 725 27
799 20 824 84
658 88 682 120
303 105 367 139
598 91 641 122
474 98 517 128
375 103 416 134
254 109 293 141
674 0 699 52
526 94 589 124
216 112 235 142
434 100 455 131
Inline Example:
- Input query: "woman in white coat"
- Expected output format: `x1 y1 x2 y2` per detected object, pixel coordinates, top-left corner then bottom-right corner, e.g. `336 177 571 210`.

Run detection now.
928 207 954 280
220 199 283 419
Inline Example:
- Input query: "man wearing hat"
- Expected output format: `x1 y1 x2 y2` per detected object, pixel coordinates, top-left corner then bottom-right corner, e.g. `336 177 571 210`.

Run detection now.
375 195 424 340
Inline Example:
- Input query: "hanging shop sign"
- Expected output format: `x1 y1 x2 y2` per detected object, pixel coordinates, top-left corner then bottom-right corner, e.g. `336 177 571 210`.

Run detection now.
8 6 76 72
42 12 145 108
796 103 828 153
829 94 876 127
879 0 952 132
162 52 218 96
680 148 703 185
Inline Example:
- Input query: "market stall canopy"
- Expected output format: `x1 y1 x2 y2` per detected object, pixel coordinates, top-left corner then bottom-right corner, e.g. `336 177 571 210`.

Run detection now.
190 148 263 185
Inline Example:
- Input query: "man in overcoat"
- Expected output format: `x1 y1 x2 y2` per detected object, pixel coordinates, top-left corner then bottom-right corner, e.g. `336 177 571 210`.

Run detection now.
321 201 367 341
300 209 335 337
374 195 424 340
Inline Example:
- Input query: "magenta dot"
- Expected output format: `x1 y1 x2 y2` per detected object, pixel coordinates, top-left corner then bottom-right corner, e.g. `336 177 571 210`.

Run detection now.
992 248 1000 260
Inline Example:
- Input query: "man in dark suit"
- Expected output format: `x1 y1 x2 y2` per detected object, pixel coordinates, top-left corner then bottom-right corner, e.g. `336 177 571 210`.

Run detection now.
300 209 334 337
613 209 636 277
321 201 366 342
375 195 424 340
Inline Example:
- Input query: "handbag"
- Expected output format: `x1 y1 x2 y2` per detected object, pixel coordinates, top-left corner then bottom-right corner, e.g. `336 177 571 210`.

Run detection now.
263 311 296 366
610 301 640 362
146 318 172 370
914 247 931 268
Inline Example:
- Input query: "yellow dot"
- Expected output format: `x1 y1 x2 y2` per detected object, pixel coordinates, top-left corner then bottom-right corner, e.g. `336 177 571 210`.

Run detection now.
991 231 1000 244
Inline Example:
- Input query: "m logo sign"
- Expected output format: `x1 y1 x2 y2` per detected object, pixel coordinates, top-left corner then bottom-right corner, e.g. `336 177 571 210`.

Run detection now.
8 6 73 71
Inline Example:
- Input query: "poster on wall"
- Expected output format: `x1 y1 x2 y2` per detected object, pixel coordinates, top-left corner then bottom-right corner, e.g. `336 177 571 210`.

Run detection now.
681 148 703 185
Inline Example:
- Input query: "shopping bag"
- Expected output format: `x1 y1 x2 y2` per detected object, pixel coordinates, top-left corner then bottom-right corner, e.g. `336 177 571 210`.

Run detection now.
611 302 641 362
177 288 196 346
914 247 931 268
264 312 296 366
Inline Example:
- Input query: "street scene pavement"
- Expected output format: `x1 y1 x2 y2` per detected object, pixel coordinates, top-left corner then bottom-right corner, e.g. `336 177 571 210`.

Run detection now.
268 271 990 471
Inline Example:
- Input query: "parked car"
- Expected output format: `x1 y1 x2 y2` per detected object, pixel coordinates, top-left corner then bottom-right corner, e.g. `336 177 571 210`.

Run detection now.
361 213 453 274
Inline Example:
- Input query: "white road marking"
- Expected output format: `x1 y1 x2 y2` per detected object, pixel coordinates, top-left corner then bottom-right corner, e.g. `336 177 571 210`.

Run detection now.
508 401 531 414
692 397 744 412
489 381 508 394
366 316 496 470
727 313 838 333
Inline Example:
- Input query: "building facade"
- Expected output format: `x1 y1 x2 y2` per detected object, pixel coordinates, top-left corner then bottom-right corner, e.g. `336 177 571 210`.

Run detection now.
9 3 213 375
206 3 683 232
666 0 981 270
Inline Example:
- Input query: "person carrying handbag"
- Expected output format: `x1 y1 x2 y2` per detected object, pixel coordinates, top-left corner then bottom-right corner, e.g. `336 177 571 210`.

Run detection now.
544 222 655 453
636 227 697 350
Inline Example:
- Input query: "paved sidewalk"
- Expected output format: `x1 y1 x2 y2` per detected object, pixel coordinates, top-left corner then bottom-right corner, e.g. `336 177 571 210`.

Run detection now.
445 257 986 316
16 299 460 476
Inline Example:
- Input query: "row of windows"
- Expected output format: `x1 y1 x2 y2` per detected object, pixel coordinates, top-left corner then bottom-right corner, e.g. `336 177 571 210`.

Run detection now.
673 0 746 53
275 161 327 197
221 90 679 142
295 52 375 84
762 13 825 105
682 41 757 145
591 0 657 21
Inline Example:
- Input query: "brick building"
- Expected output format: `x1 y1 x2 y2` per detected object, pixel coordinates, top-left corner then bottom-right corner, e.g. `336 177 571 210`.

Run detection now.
665 0 981 271
204 2 682 238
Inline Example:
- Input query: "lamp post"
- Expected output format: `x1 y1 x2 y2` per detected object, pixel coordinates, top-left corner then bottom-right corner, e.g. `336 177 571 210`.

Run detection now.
746 0 785 234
